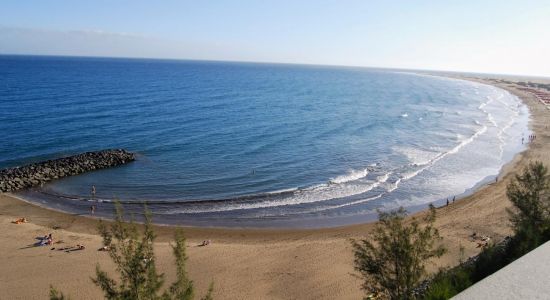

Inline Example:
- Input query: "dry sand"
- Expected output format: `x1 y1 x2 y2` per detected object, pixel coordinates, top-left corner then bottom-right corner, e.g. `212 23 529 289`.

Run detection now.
0 77 549 299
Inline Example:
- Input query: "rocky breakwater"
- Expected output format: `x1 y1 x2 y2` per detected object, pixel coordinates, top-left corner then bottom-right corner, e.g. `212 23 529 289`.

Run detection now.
0 149 135 193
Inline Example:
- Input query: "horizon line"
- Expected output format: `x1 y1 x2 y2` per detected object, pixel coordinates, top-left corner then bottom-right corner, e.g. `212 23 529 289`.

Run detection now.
2 52 549 80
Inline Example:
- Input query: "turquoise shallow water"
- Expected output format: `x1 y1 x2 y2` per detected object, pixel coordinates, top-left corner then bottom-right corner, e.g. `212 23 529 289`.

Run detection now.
0 55 529 227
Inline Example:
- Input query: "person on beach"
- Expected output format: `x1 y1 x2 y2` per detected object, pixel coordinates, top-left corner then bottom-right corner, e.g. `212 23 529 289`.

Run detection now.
12 217 27 224
446 198 449 206
91 185 96 199
452 196 455 203
37 233 53 246
90 205 96 215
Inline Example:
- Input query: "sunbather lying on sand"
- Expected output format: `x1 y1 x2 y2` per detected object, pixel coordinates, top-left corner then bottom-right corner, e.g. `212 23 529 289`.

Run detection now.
12 217 28 224
35 239 50 247
63 244 86 253
33 234 53 246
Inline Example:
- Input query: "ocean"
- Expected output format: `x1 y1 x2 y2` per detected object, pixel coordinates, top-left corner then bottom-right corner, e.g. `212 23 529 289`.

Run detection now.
0 55 530 227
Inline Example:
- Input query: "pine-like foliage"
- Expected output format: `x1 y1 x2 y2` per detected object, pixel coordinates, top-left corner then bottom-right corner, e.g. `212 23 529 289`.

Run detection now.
506 161 550 256
49 286 70 300
507 162 550 235
50 203 213 300
352 205 446 300
422 162 550 299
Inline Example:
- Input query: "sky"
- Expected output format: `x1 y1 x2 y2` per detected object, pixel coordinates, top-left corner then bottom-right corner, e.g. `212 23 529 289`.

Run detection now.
1 0 549 77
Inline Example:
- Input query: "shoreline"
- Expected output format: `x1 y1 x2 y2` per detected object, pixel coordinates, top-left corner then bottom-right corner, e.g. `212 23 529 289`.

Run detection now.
9 75 530 229
1 75 548 299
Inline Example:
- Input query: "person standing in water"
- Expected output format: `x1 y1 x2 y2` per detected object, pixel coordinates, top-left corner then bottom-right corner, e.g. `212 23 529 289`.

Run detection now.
90 185 97 215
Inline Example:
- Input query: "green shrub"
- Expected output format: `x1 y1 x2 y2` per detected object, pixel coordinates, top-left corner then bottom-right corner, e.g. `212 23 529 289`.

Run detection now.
352 205 446 300
50 203 213 300
422 162 550 299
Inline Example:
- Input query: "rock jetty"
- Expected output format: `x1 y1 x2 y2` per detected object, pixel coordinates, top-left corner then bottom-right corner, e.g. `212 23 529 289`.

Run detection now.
0 149 135 193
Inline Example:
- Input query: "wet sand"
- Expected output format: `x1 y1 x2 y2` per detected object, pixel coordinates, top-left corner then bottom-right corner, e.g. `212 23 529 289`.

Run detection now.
1 76 549 299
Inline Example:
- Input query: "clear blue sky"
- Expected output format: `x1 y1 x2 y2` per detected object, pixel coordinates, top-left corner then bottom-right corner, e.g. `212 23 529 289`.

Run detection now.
1 0 549 76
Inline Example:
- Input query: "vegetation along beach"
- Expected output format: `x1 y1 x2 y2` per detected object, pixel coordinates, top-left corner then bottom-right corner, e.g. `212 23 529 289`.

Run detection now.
1 75 549 298
1 1 549 299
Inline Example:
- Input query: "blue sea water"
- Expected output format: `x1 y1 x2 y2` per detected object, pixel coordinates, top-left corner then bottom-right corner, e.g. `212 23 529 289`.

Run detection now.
0 55 530 227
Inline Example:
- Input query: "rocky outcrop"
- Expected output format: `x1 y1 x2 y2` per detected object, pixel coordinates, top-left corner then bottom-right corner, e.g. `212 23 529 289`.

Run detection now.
0 149 135 193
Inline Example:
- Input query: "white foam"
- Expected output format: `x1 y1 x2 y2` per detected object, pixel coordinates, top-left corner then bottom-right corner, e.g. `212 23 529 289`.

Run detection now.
377 173 390 183
387 123 489 194
394 146 441 166
477 89 522 159
233 116 491 214
400 168 425 181
448 125 487 154
310 194 384 212
385 178 401 192
251 193 385 216
266 187 299 194
163 79 525 216
163 171 392 214
329 168 369 184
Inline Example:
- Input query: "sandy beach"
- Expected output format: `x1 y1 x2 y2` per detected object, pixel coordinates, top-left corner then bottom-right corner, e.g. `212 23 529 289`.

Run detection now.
1 76 549 299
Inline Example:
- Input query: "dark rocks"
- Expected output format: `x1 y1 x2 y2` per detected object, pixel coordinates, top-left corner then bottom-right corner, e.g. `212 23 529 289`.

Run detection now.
0 149 135 193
